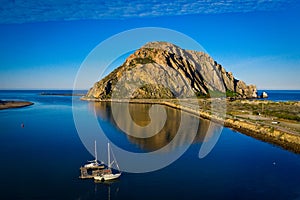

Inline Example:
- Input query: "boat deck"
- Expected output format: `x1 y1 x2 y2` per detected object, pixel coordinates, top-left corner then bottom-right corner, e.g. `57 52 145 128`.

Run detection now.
79 165 106 179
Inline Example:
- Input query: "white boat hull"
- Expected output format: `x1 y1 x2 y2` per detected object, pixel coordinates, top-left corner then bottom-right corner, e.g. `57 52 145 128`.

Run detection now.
94 173 121 181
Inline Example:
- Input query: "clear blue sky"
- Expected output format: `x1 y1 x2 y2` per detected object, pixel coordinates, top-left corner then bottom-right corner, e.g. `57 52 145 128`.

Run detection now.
0 1 299 90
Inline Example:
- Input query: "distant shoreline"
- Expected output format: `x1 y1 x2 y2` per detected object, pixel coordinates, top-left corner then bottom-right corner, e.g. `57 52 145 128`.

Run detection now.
40 92 85 96
82 97 300 154
0 100 34 110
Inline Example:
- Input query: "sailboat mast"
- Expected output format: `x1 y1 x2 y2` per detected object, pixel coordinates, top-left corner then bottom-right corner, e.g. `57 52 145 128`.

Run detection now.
108 143 110 168
94 140 97 162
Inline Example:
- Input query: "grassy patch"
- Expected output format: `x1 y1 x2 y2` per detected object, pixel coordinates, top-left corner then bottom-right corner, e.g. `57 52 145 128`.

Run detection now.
226 90 239 98
129 57 154 66
196 89 239 98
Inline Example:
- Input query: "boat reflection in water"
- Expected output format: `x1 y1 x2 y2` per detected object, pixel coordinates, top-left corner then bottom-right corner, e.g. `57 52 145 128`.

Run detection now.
79 179 120 200
91 102 222 153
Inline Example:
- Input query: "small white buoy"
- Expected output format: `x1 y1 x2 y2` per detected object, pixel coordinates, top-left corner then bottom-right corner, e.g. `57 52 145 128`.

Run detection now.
273 162 276 165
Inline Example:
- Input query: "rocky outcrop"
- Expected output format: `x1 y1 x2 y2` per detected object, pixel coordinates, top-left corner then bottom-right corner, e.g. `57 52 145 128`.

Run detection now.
260 91 268 98
85 41 257 99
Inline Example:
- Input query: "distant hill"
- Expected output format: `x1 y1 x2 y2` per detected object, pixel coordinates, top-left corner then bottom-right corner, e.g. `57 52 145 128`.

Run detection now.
85 41 257 99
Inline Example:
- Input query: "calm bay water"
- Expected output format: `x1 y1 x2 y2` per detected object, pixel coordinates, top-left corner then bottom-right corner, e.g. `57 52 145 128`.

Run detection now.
0 90 300 199
258 90 300 101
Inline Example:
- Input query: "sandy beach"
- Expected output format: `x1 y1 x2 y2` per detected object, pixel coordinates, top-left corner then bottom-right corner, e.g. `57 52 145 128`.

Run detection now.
0 100 34 110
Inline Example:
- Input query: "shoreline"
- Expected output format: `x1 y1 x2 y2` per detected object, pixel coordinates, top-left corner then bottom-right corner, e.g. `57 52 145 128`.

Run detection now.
82 97 300 154
0 100 34 110
40 92 85 96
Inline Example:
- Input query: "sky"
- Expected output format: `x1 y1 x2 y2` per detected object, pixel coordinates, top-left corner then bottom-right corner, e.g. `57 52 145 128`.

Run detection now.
0 0 299 90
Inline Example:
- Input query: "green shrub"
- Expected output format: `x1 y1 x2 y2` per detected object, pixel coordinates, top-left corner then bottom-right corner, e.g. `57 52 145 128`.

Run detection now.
226 90 238 98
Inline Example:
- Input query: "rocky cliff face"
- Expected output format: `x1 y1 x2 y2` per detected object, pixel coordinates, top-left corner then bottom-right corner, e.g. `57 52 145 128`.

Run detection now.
86 42 257 99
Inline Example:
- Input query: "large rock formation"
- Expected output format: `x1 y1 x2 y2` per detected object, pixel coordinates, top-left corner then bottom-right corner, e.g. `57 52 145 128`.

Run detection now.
86 42 257 99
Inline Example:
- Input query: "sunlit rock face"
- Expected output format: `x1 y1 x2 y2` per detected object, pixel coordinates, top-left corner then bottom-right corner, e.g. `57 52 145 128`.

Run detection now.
86 41 257 99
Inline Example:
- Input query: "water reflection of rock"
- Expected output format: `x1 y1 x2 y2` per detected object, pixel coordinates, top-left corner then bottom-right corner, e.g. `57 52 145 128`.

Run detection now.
92 102 220 152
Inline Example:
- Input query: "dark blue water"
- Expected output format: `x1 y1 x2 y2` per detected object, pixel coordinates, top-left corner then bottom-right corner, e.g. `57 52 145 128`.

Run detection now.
258 90 300 101
0 90 300 199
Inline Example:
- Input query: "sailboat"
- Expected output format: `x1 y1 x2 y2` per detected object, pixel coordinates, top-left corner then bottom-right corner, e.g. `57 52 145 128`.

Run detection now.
94 143 121 181
84 140 104 168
